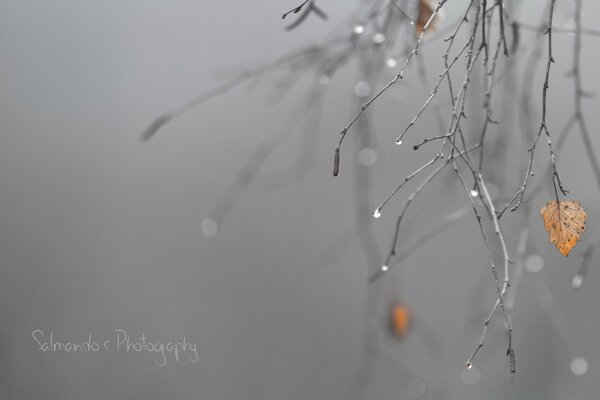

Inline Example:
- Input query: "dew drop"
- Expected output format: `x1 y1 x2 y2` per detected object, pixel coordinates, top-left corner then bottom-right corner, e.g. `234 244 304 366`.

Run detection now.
571 357 588 376
396 139 403 145
353 24 365 34
571 274 584 290
358 147 378 166
381 265 389 272
525 254 544 273
386 58 397 68
353 81 372 98
470 189 479 198
373 208 382 219
461 365 481 384
409 20 415 25
318 74 330 86
201 218 219 238
371 33 386 45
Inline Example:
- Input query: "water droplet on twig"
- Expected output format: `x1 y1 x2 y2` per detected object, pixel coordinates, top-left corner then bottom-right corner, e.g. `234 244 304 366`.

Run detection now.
201 218 219 238
371 33 386 44
461 364 481 384
318 74 330 86
373 208 382 219
353 24 365 34
571 274 584 290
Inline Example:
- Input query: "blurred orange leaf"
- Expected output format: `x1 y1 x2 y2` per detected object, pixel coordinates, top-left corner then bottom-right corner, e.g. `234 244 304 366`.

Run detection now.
390 301 411 339
416 0 441 36
540 200 587 257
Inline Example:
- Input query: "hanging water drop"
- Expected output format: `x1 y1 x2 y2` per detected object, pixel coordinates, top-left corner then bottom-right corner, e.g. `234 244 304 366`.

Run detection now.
373 208 382 219
353 24 365 34
381 265 389 272
461 364 481 385
386 58 397 68
470 189 479 198
571 274 584 290
318 74 330 86
201 218 219 238
371 33 386 45
396 138 403 145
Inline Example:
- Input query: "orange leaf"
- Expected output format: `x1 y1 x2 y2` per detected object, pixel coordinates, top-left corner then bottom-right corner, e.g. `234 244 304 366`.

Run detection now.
416 0 441 36
389 301 411 339
540 200 587 257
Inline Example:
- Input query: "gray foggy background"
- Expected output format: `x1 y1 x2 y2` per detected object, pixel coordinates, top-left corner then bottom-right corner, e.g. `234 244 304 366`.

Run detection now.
0 1 599 399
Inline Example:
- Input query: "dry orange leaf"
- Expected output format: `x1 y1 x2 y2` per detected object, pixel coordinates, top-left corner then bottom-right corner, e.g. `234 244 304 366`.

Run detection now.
416 0 441 36
540 200 587 257
389 301 411 339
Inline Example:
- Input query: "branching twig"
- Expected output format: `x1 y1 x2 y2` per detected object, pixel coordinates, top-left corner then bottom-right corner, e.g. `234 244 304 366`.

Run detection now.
498 0 567 218
282 0 312 19
334 0 449 176
370 143 480 283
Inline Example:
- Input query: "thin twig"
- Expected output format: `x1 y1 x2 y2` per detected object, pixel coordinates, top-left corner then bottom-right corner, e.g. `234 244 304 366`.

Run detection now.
498 0 567 217
334 0 449 176
370 143 480 283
